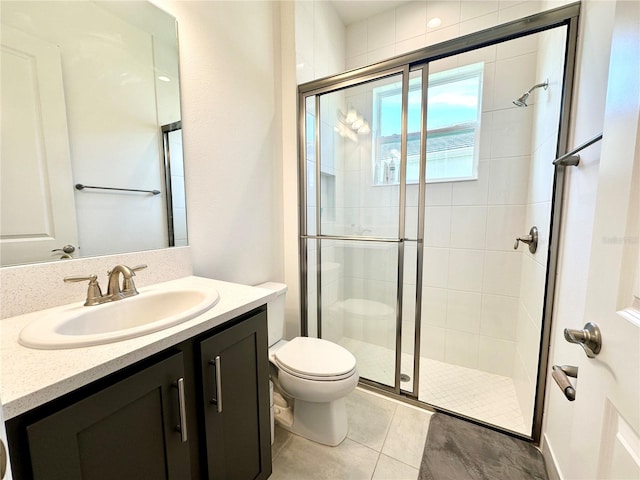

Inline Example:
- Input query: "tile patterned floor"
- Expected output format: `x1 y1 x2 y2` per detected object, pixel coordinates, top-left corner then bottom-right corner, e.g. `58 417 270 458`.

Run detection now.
271 388 431 480
338 337 527 434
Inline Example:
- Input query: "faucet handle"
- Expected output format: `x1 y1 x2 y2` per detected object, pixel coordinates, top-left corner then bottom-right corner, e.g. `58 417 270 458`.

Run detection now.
121 264 147 296
106 264 147 276
64 274 104 306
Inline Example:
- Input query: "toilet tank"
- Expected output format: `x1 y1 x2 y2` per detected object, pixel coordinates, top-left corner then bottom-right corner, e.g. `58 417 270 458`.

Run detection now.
256 282 288 347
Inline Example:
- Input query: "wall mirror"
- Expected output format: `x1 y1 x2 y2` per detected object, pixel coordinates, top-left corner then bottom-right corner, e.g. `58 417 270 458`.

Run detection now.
1 1 187 267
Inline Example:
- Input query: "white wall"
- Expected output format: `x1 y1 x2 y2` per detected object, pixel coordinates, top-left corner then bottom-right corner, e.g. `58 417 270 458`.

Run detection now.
152 0 285 287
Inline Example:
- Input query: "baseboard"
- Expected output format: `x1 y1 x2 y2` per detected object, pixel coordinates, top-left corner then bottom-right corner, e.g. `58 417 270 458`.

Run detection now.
541 434 563 480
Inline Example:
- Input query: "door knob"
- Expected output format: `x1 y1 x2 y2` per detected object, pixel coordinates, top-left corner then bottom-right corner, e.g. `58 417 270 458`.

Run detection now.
564 322 602 358
514 226 538 253
52 244 75 254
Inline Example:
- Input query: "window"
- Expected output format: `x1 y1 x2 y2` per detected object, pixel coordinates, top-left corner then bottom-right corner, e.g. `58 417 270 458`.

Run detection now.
372 63 483 185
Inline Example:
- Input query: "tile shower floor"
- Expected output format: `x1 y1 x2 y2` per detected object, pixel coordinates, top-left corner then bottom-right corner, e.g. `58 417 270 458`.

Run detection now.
271 388 431 480
338 337 528 434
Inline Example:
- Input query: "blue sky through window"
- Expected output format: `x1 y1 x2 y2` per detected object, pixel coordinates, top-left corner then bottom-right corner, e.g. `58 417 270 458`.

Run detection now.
378 63 482 135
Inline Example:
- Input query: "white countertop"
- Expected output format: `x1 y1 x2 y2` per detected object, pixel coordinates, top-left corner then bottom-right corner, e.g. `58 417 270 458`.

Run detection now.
0 276 276 420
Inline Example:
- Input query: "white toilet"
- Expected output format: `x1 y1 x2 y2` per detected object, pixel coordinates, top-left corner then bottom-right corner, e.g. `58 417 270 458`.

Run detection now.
258 282 358 447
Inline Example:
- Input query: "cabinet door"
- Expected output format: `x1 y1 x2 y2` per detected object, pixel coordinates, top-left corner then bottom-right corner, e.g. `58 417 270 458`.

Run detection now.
200 310 271 480
26 352 190 480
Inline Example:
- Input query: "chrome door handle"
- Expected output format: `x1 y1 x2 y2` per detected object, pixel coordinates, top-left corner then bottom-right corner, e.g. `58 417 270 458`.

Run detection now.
514 226 538 253
209 356 223 413
176 377 188 442
564 322 602 358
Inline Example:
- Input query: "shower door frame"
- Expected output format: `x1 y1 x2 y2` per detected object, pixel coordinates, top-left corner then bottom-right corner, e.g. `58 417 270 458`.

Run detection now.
298 2 580 443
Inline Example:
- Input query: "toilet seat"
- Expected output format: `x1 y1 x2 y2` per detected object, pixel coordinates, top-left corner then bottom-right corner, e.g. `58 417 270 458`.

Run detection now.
273 337 356 381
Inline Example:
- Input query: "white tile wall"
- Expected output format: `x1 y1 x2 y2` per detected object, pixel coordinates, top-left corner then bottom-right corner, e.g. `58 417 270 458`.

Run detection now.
478 335 516 376
447 249 484 292
424 206 452 247
488 156 530 205
460 1 500 22
483 250 522 296
421 324 446 361
423 247 450 288
446 290 482 333
480 293 519 340
450 206 487 249
422 286 448 327
445 329 479 368
485 205 527 251
451 161 490 205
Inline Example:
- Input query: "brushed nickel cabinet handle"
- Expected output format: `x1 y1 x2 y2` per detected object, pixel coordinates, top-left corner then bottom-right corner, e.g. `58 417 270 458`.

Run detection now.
176 377 188 442
209 356 223 413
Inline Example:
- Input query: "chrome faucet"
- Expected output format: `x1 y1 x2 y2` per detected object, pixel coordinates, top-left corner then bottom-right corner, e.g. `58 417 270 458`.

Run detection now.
64 264 147 306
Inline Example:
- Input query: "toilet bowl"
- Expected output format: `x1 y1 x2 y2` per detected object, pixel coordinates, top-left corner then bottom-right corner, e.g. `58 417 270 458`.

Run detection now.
258 282 358 446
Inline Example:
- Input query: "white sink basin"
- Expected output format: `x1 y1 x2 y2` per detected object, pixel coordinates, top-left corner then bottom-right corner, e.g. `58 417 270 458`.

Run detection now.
19 286 220 349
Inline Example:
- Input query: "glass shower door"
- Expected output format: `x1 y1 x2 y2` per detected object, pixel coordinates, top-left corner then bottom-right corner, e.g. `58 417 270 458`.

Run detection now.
302 70 408 390
417 29 567 435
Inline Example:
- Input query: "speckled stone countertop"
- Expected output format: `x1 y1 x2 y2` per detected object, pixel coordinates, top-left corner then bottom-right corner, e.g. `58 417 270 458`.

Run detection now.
1 276 276 420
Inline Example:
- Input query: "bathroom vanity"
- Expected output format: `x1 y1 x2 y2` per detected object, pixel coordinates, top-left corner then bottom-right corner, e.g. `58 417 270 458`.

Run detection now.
1 277 274 480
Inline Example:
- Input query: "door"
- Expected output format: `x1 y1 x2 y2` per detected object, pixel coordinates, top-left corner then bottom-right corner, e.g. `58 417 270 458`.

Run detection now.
0 26 78 266
551 2 640 478
26 352 190 480
199 309 271 480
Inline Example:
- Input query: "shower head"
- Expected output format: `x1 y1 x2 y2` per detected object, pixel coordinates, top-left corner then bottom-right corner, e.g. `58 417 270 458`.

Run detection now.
513 92 530 107
513 80 549 107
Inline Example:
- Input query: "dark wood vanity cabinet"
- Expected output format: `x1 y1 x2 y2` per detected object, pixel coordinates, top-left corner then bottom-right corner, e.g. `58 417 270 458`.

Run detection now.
6 306 272 480
199 312 271 480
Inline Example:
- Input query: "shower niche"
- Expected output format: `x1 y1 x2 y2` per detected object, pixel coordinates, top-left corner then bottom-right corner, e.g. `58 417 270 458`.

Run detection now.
298 5 579 441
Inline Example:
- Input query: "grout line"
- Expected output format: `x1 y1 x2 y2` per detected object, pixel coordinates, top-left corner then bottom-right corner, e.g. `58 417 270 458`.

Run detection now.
370 453 382 480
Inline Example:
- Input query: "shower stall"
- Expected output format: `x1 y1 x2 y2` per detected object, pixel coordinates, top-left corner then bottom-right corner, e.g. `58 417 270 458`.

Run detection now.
298 4 580 441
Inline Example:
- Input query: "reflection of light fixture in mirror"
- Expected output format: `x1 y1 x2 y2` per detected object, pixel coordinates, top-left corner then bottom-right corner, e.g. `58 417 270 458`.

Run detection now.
427 17 442 28
336 107 370 142
158 75 171 82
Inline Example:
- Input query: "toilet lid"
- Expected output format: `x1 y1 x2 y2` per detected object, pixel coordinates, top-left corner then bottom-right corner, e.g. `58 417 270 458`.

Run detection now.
274 337 356 379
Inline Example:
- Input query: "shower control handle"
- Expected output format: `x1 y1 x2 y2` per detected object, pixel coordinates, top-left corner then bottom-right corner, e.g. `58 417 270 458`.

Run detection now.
564 322 601 358
514 226 538 253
